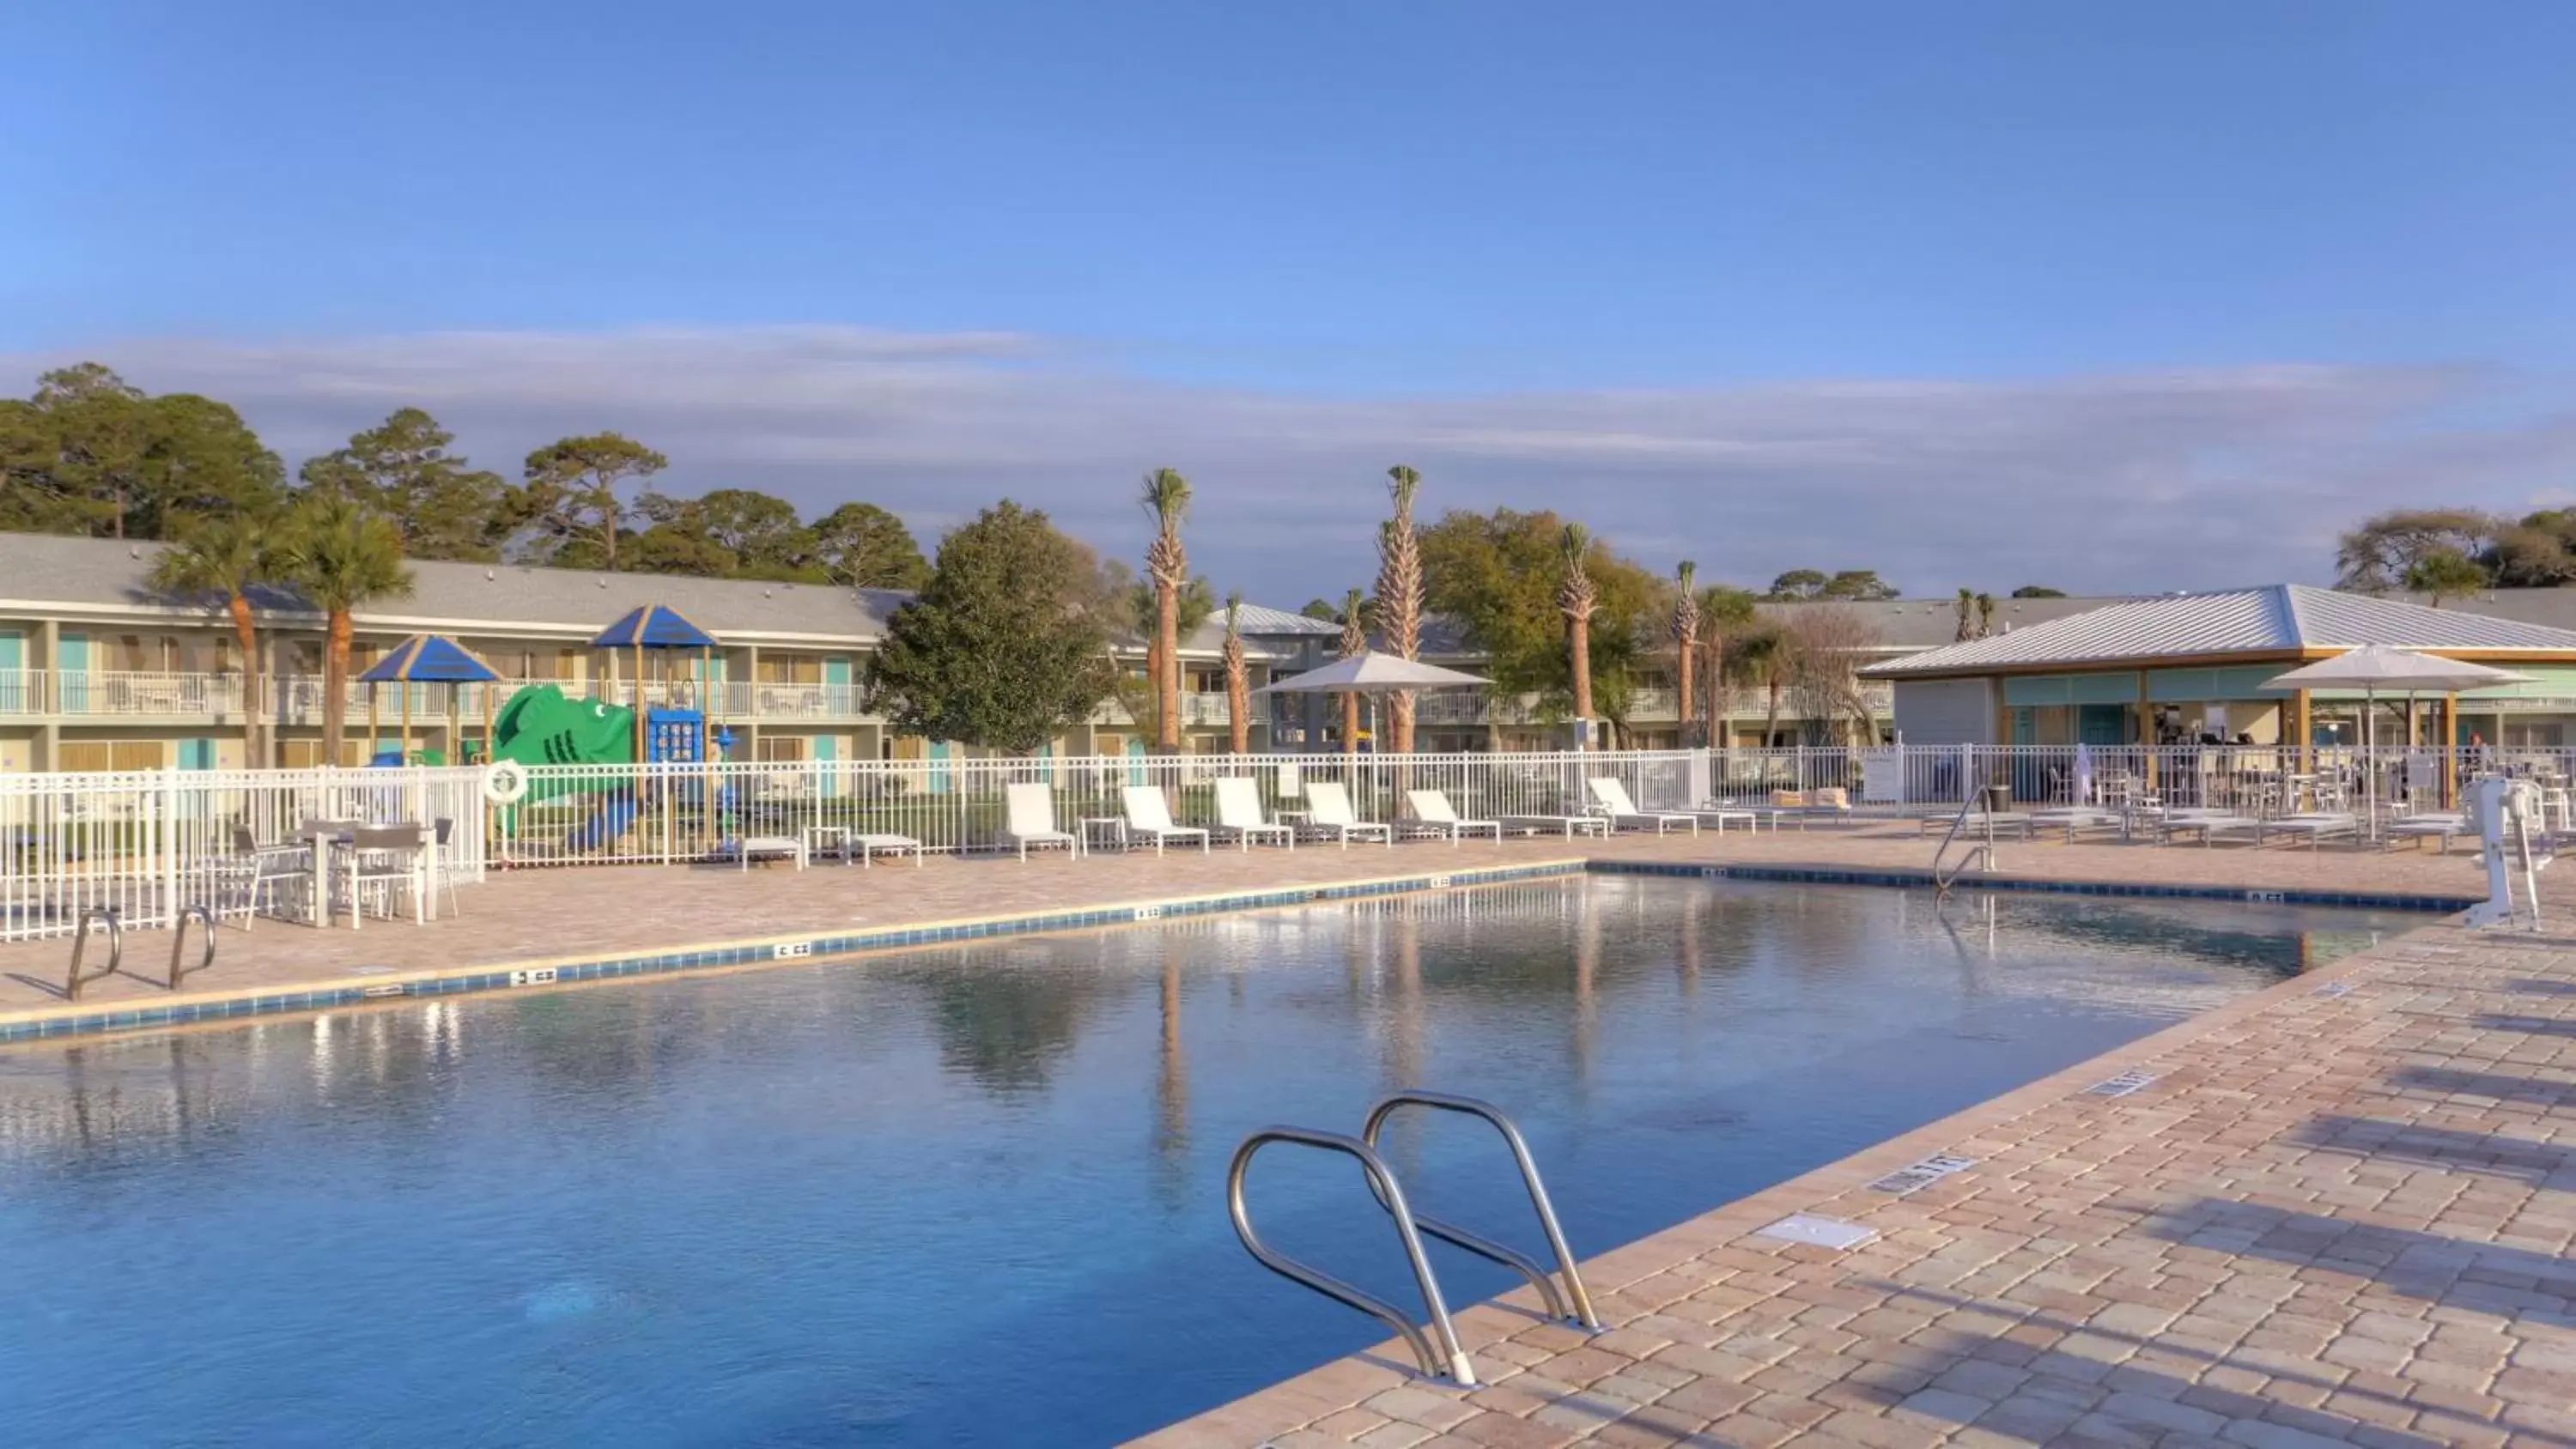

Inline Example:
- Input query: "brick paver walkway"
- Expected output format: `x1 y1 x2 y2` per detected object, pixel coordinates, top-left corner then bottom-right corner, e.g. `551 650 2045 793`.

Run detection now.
0 822 2489 1017
1133 909 2576 1448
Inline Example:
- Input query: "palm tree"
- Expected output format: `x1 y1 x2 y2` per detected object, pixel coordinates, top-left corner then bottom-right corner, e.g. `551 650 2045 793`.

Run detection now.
1558 524 1597 731
1671 561 1700 747
1139 468 1191 752
150 514 277 767
1976 592 1996 638
1954 587 1976 643
1220 592 1250 755
282 494 414 763
1730 628 1789 749
1338 587 1366 755
1376 466 1424 754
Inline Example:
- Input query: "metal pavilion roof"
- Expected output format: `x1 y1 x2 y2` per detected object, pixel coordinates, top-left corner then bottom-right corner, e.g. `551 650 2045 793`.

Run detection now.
1863 584 2576 678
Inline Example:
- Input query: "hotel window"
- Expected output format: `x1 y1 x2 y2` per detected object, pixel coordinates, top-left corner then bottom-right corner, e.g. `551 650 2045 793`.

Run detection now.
758 656 822 685
280 739 368 768
756 735 809 763
116 634 179 673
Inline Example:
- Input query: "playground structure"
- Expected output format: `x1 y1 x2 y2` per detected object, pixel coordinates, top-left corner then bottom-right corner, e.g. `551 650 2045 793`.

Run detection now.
477 606 738 861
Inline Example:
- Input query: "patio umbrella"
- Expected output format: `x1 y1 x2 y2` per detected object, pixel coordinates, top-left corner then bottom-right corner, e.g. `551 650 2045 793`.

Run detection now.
2262 646 2533 837
2073 743 2094 805
358 634 502 761
1249 651 1492 695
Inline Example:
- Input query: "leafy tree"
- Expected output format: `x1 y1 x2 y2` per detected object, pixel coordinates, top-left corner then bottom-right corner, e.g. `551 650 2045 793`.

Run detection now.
2010 585 2066 598
1692 585 1757 743
1221 593 1251 755
1726 627 1790 747
298 409 505 561
2405 549 2491 607
1298 598 1340 621
280 494 414 761
510 433 667 570
1781 606 1886 745
151 512 283 766
2335 508 2494 593
866 501 1115 752
1376 465 1425 753
629 488 817 580
1139 469 1192 751
0 365 283 537
1766 568 1828 600
808 501 929 590
1819 569 1899 601
1419 507 1660 724
2484 510 2576 587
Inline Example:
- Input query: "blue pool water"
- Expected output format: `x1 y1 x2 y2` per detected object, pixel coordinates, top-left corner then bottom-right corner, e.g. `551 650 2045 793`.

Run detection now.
0 878 2388 1446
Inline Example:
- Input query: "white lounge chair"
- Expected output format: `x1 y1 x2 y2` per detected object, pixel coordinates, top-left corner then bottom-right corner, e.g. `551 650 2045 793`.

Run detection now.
733 834 807 871
1586 778 1698 835
1405 789 1501 844
1498 809 1612 838
1212 778 1294 851
2263 813 2358 849
1302 781 1393 848
2026 808 2125 843
853 833 924 867
999 782 1081 860
2156 810 2262 846
1122 785 1210 855
2386 811 2468 852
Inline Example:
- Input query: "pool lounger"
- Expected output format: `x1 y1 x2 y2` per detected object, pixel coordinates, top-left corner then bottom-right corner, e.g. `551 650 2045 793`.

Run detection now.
2263 813 2359 848
2385 813 2468 852
1687 807 1766 834
2156 812 2262 846
1499 814 1611 839
735 835 809 870
852 833 924 867
2027 809 2126 842
1920 811 2034 840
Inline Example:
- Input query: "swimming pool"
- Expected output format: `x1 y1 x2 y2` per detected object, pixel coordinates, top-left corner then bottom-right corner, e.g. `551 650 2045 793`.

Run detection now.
0 878 2390 1446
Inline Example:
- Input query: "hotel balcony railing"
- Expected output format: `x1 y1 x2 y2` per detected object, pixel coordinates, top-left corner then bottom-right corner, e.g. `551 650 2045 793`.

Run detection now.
1401 683 1894 729
18 671 893 724
1091 692 1242 728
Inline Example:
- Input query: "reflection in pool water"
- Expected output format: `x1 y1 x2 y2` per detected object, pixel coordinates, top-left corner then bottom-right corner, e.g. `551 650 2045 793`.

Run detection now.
0 879 2385 1446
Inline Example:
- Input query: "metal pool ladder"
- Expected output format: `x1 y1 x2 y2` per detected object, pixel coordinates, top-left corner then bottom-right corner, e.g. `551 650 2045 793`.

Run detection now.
1226 1090 1599 1385
1932 768 1997 899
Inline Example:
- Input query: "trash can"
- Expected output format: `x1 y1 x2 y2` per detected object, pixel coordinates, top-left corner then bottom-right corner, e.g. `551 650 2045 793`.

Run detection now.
1983 783 2013 814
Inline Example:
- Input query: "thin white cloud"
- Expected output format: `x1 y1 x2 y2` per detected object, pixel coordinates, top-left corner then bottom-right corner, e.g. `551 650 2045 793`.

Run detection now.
7 326 2573 603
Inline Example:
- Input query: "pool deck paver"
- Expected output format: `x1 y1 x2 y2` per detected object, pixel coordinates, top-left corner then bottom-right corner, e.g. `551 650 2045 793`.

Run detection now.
1127 903 2576 1448
0 822 2493 1022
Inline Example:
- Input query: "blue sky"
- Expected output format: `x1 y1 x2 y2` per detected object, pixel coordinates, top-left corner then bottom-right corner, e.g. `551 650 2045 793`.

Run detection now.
6 3 2574 600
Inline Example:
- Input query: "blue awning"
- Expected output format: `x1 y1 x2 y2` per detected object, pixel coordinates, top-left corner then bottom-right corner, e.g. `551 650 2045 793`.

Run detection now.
358 634 501 683
591 604 719 650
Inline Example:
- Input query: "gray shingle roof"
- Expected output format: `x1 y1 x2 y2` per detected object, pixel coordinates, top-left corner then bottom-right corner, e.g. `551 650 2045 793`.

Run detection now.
0 532 1314 655
1866 585 2576 676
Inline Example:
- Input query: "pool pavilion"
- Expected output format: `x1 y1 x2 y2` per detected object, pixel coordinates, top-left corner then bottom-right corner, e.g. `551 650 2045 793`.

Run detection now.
1863 584 2576 754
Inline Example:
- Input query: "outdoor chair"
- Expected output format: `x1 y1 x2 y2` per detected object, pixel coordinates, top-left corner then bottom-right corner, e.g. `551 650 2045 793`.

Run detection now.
1586 778 1698 835
339 823 430 929
1121 785 1211 855
999 782 1081 860
1403 788 1501 844
2386 810 2468 852
219 823 313 930
1212 778 1293 851
1300 781 1393 848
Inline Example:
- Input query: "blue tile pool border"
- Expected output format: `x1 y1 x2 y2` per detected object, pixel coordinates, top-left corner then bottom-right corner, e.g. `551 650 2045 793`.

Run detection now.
0 856 2472 1044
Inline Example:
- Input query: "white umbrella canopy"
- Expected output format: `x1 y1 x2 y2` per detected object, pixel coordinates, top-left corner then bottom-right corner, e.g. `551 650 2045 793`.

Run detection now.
2261 646 2533 694
2262 647 2536 836
1249 650 1493 696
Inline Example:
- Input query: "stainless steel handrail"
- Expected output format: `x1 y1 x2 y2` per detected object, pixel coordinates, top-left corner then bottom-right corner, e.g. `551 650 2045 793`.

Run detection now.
1931 765 1996 898
65 906 122 1001
1227 1126 1479 1385
1360 1090 1601 1331
168 905 216 990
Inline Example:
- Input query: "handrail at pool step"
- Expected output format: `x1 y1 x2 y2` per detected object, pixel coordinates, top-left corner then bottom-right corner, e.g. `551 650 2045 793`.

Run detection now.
1226 1126 1479 1385
1358 1090 1601 1331
167 904 217 991
64 906 122 1001
1932 764 1996 898
1226 1093 1595 1385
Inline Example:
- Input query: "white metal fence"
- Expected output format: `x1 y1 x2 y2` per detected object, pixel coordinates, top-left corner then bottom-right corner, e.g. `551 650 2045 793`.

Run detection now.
0 743 2545 943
